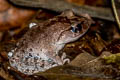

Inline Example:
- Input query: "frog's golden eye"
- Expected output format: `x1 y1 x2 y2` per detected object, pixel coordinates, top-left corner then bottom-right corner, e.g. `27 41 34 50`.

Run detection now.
71 23 82 33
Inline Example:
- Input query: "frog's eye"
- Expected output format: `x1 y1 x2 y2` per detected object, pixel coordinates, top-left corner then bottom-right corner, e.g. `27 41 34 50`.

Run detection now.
71 27 76 33
71 23 82 33
76 23 82 31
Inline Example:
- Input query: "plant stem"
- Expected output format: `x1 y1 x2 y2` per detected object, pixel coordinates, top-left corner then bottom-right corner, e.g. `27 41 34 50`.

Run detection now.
111 0 120 29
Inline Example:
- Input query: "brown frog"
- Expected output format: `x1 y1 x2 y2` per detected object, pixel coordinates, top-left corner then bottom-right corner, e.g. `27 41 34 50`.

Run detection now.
9 10 93 75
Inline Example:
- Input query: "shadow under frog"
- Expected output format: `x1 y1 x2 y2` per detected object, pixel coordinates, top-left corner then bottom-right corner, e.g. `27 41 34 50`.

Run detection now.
8 10 93 75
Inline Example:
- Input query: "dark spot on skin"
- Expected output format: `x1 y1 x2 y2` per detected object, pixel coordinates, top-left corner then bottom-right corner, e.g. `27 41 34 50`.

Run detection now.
37 41 39 43
40 60 44 67
25 61 29 65
23 38 26 40
34 57 38 60
37 53 40 56
16 55 20 58
10 60 14 64
26 69 29 72
52 62 56 65
39 57 41 60
12 57 15 60
32 70 35 73
25 57 29 61
29 48 33 52
29 53 32 57
29 32 33 37
35 66 38 70
21 50 25 53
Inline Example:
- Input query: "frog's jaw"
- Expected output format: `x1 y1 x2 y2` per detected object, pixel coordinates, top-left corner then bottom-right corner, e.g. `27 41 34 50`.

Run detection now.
57 28 89 44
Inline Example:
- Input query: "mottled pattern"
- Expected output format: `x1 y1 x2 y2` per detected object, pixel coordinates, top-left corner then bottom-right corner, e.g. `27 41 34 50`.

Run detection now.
9 10 92 75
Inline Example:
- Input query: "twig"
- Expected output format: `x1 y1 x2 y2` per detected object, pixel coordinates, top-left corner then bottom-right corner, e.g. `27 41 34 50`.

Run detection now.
111 0 120 29
35 71 112 79
9 0 116 21
9 70 25 80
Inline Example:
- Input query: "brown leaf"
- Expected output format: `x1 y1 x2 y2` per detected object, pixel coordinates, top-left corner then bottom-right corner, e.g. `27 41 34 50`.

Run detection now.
0 0 37 31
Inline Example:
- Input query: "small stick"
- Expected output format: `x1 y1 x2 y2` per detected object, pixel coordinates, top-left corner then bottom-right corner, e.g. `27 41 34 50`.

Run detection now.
9 0 116 21
111 0 120 30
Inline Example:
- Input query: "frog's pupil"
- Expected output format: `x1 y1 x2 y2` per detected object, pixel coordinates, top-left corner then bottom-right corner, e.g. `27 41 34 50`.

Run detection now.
76 23 82 31
71 23 82 33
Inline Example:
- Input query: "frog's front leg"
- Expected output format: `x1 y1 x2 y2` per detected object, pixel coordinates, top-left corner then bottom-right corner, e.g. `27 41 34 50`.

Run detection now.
61 52 70 64
53 52 70 66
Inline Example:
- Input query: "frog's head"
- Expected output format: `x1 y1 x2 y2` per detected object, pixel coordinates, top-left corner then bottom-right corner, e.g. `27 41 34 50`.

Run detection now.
56 10 92 44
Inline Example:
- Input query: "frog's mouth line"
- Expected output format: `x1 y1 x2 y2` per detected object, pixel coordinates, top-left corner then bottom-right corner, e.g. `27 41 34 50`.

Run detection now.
56 24 90 45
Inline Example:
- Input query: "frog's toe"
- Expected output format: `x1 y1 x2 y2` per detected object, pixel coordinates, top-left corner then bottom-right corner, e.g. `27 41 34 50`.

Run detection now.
63 58 70 64
51 64 58 67
61 52 67 60
61 52 70 64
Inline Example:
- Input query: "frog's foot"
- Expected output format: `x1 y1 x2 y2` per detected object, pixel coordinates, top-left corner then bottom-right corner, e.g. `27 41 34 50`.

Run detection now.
51 64 58 67
61 52 70 64
29 22 37 28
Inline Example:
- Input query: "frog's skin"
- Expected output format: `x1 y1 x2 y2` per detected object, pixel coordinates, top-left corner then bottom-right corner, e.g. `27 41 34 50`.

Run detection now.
9 10 92 75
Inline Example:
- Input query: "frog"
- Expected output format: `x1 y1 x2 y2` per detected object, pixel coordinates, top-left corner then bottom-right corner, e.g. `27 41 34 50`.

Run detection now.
8 10 93 75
